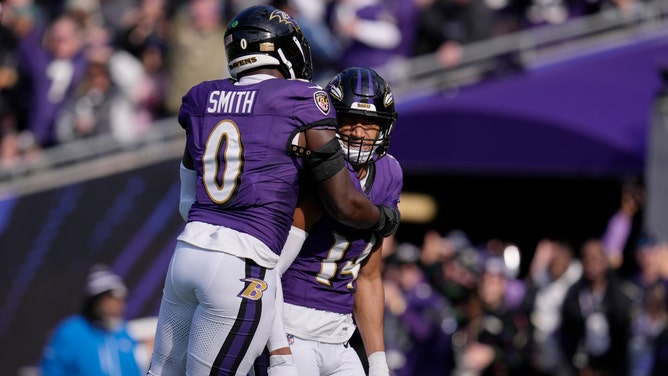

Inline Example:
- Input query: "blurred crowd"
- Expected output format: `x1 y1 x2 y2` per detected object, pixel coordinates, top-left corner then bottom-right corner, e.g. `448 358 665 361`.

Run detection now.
379 181 668 376
0 0 652 171
2 1 662 375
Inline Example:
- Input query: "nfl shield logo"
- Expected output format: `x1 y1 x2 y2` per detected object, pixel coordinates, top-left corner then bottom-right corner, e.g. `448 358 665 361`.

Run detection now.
314 91 330 115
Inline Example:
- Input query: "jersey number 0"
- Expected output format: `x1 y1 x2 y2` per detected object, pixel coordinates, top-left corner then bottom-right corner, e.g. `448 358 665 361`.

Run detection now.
202 120 244 205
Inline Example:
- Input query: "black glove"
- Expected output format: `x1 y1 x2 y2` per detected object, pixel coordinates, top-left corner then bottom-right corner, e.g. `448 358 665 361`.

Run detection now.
374 205 400 238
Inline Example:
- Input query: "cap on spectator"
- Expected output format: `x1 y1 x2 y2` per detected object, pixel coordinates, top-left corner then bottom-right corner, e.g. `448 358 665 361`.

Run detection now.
85 265 127 299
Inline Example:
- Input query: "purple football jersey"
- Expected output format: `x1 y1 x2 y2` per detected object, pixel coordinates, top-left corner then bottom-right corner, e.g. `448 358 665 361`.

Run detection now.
282 155 403 314
179 77 337 254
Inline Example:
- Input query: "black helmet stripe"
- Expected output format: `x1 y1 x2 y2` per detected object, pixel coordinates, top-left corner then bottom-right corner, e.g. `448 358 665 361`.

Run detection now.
356 67 365 104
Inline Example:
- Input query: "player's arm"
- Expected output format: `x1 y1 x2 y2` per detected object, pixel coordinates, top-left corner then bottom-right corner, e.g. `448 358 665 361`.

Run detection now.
179 145 196 221
266 191 323 373
354 240 390 376
303 127 398 237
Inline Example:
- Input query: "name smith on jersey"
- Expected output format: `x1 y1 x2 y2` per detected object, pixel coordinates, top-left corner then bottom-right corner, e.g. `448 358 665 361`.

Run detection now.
207 90 257 114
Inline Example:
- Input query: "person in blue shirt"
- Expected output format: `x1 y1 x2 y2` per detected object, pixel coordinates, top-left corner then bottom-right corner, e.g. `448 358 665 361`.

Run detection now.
40 265 142 376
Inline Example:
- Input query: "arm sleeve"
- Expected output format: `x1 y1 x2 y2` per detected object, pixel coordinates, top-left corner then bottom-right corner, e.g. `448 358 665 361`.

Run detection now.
276 226 308 276
267 273 289 352
179 163 197 221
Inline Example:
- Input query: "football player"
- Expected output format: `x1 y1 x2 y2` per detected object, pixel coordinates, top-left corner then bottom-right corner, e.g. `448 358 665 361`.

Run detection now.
147 6 399 376
265 67 402 376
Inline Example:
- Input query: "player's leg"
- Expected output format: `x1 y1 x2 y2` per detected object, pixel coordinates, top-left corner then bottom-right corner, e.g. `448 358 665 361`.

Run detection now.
187 251 277 375
289 336 322 375
147 241 198 376
327 342 365 376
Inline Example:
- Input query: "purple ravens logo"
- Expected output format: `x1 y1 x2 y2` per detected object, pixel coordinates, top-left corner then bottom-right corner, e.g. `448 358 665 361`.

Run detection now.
269 10 297 26
314 91 330 115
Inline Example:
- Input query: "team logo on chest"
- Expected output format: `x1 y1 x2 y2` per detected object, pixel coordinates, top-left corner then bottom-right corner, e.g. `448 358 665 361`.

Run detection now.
314 91 330 115
238 278 268 301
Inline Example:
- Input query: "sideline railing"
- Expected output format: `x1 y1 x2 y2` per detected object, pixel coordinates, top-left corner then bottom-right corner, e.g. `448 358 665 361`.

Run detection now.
379 1 668 99
0 117 184 196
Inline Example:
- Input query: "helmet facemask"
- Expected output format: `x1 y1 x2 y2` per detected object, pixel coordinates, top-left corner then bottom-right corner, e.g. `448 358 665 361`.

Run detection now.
327 67 397 166
336 116 393 165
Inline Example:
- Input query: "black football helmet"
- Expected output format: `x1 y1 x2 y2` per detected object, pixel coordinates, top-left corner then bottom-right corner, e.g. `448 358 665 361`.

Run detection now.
326 67 397 165
224 5 312 81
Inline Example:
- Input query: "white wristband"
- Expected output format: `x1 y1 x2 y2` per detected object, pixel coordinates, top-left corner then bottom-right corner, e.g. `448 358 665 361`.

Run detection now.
368 351 389 376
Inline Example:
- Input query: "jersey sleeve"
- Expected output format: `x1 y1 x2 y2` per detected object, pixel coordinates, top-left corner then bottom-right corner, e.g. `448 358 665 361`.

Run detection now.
381 154 403 208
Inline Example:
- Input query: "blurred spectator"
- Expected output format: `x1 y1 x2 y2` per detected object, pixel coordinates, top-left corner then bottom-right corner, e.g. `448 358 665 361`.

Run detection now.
164 0 228 115
523 238 582 375
62 0 104 36
64 0 150 105
648 242 668 375
15 13 88 154
40 265 142 376
420 229 481 312
271 0 343 85
84 24 158 130
414 0 494 68
628 280 668 376
4 0 46 36
383 242 456 375
0 11 21 169
115 0 170 120
98 0 140 38
55 58 146 144
559 238 634 376
330 0 419 73
0 0 47 168
480 238 525 309
624 236 668 375
601 178 645 270
115 0 168 60
452 256 530 375
628 235 666 299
